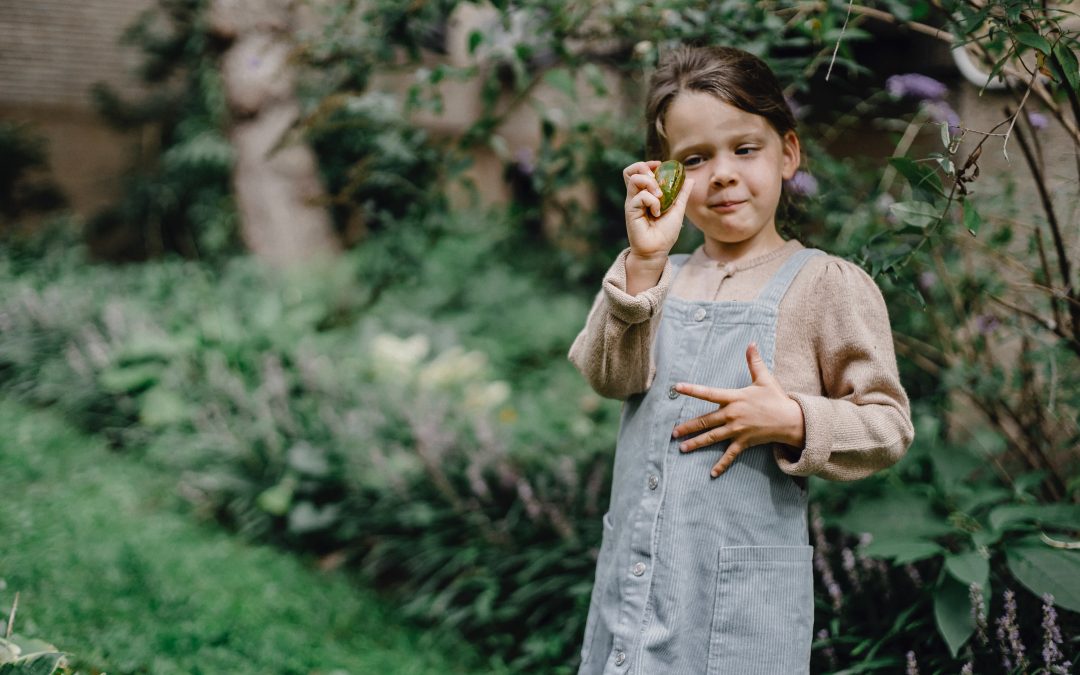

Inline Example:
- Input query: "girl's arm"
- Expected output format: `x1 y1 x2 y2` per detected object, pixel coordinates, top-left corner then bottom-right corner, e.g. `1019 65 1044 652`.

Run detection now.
774 259 915 481
568 248 675 400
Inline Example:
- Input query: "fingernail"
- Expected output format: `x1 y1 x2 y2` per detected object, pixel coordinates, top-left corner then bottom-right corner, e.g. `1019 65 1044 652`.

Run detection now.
710 470 719 478
679 443 688 452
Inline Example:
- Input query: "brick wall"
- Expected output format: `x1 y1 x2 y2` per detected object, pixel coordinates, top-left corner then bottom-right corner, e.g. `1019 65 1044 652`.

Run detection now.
0 0 154 109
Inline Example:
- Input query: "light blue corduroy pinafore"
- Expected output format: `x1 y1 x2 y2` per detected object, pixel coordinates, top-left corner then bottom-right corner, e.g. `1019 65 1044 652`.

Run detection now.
578 248 823 675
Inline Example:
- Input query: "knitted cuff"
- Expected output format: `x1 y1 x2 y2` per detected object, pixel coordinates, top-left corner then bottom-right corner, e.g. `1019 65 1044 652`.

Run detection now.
775 392 835 477
602 248 673 325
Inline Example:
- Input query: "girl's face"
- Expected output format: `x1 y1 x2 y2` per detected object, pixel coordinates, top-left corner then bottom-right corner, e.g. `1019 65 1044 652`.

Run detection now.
664 91 800 261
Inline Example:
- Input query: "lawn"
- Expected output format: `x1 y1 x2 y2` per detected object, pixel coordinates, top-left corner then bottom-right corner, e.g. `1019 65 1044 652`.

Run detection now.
0 399 495 675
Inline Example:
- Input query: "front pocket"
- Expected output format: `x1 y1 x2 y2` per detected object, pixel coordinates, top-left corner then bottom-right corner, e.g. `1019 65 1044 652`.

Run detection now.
706 545 813 675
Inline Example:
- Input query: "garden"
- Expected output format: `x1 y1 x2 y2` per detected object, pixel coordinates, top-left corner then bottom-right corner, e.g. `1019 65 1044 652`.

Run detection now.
1 1 1078 673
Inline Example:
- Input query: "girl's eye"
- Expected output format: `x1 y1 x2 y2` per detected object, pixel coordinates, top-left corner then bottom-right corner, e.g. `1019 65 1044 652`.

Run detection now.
735 146 758 156
682 155 704 167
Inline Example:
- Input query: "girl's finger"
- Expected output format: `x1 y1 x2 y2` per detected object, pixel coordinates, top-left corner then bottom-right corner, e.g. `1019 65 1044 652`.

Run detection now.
711 442 745 478
627 173 663 198
630 191 662 217
675 381 739 404
678 424 735 453
672 409 727 439
622 160 662 186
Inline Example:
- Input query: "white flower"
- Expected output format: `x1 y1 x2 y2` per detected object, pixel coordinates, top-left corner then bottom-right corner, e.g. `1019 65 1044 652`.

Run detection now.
371 333 430 382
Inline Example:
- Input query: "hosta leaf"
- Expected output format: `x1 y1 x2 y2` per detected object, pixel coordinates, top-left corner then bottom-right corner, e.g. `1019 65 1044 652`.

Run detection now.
1007 536 1080 612
989 503 1080 532
944 550 989 589
860 537 944 564
834 490 955 540
933 575 975 657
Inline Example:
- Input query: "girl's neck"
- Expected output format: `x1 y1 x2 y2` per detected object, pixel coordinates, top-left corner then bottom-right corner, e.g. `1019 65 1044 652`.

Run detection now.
701 230 788 266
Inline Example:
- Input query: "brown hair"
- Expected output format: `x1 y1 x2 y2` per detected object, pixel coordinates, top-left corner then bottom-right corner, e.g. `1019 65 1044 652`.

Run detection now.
645 45 797 160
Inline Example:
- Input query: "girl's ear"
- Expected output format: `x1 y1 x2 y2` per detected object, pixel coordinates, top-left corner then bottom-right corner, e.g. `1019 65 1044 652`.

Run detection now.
780 130 801 180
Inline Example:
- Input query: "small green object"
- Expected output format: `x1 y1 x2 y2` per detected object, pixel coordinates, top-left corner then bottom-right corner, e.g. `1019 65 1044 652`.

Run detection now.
653 160 685 213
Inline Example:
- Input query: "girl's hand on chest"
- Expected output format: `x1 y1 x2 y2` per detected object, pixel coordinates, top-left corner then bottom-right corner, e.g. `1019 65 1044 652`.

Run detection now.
671 342 805 478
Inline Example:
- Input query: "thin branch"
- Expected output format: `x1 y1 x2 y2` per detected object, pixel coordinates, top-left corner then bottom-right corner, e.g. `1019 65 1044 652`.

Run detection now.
825 0 855 81
4 592 16 639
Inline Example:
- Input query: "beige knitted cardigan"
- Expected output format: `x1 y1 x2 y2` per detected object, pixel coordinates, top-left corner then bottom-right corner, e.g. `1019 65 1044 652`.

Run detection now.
568 238 914 482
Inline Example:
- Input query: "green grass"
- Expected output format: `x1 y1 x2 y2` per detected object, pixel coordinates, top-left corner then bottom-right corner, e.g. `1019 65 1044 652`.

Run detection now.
0 399 494 675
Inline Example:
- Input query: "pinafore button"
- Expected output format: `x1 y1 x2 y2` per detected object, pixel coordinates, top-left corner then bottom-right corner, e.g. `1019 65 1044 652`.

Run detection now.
614 651 627 666
647 474 659 490
693 307 707 321
667 385 678 399
631 562 647 576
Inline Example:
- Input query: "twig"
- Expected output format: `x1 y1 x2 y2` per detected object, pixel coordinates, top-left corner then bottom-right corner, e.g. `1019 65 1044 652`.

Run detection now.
1000 70 1038 162
5 592 16 639
825 0 855 82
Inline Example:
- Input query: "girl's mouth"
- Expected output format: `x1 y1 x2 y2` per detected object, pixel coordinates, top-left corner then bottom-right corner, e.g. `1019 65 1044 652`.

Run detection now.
709 200 745 212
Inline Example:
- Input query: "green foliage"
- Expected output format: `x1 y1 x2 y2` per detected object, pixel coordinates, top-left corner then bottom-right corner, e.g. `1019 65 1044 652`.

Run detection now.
12 0 1080 672
0 122 66 224
0 400 494 675
89 0 238 260
809 408 1079 670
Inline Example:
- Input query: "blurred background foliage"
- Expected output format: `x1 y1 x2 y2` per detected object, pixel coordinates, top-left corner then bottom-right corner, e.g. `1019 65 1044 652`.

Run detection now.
1 0 1078 672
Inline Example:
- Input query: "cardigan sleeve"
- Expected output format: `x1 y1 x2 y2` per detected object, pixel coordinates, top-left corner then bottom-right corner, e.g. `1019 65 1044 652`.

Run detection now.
567 248 675 400
774 259 915 481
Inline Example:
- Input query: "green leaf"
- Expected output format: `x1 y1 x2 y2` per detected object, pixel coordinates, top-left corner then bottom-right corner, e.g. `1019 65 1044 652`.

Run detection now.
543 67 576 100
287 501 340 534
955 486 1011 514
963 201 981 236
1013 470 1048 495
1014 30 1052 55
0 653 64 675
889 157 944 198
944 550 989 589
467 30 484 55
835 491 955 540
989 503 1080 532
889 201 940 228
1052 42 1079 93
139 386 189 428
1007 537 1080 612
934 575 975 657
256 475 296 516
98 362 162 393
861 537 945 564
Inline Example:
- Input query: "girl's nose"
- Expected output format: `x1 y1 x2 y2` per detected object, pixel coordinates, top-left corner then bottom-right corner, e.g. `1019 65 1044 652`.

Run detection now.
709 158 737 186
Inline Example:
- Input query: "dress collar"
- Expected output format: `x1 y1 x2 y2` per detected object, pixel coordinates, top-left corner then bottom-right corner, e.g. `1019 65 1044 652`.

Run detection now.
685 239 804 273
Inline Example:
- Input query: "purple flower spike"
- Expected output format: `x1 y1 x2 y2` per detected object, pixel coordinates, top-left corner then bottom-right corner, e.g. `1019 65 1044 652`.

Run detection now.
1028 111 1049 130
786 170 819 197
906 650 920 675
887 73 949 101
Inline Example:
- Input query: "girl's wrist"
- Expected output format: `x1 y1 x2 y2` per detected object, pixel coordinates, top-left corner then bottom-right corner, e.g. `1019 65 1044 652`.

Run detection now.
625 250 668 296
627 249 668 269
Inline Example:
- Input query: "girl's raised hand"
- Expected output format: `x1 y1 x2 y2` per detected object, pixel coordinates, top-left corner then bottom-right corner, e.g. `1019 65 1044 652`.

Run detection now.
671 343 806 478
622 161 694 261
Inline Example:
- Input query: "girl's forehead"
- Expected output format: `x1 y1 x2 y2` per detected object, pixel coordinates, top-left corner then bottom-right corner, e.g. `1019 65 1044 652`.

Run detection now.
665 92 777 149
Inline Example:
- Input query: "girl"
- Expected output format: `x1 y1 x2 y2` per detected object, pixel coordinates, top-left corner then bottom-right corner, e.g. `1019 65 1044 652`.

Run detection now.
568 45 914 674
